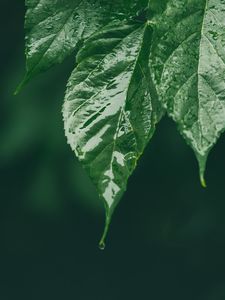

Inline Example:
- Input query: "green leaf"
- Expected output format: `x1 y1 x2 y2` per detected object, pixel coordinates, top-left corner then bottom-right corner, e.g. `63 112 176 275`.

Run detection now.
150 0 225 185
15 0 106 93
149 0 168 14
63 20 162 247
18 0 225 246
15 0 149 94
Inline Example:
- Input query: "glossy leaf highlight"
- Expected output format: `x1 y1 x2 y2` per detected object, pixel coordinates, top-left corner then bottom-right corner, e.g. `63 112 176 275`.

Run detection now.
63 20 162 245
18 0 225 245
150 0 225 184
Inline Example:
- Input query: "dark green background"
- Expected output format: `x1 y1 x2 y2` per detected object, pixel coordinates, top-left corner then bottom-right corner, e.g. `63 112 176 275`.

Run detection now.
1 2 225 299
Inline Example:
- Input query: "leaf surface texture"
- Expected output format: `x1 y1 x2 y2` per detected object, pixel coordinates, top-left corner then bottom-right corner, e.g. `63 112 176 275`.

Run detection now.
63 20 162 244
150 0 225 183
19 0 225 244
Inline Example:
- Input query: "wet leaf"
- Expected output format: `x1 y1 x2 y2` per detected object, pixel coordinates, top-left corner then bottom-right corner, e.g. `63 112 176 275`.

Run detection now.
150 0 225 185
63 20 162 247
18 0 225 245
16 0 148 93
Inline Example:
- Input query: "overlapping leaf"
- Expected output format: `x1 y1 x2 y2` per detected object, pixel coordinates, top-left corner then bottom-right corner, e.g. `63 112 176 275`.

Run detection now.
150 0 225 184
18 0 225 245
16 0 148 93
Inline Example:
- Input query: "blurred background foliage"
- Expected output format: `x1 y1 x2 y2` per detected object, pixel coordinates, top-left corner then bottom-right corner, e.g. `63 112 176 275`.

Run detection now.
1 1 225 299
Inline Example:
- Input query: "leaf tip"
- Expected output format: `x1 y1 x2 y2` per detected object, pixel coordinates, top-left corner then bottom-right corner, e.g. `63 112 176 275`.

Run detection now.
14 81 24 96
14 75 29 95
196 152 208 189
98 240 106 251
98 207 112 251
200 173 207 188
14 84 22 96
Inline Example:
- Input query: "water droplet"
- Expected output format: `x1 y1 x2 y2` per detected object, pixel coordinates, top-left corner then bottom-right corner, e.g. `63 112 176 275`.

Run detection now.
99 241 105 250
